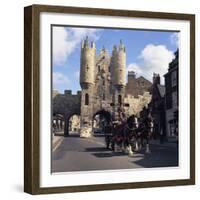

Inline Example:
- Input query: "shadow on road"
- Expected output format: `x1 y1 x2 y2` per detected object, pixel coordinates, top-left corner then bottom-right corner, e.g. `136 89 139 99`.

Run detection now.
84 147 128 158
131 145 178 168
84 147 108 152
84 143 178 167
92 151 126 158
67 134 80 137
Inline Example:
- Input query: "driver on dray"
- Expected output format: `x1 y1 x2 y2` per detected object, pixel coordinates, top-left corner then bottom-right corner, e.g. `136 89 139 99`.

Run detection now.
104 107 126 150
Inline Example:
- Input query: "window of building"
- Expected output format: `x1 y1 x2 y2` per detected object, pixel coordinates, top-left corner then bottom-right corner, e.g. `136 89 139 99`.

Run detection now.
140 81 145 87
171 71 177 87
172 91 178 107
118 95 122 105
86 65 89 72
85 93 89 105
166 92 172 110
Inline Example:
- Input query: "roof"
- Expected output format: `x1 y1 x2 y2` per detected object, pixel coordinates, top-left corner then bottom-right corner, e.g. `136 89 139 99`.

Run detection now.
137 76 152 85
157 85 165 98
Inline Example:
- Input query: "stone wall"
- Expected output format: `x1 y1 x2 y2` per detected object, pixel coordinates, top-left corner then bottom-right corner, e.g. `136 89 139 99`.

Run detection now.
124 92 152 116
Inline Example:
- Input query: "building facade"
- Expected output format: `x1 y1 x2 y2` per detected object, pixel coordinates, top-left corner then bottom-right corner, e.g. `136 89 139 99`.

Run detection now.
150 73 166 141
164 50 179 138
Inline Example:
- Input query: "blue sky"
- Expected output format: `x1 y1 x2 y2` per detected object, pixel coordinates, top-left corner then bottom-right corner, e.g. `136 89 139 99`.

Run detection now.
52 26 179 94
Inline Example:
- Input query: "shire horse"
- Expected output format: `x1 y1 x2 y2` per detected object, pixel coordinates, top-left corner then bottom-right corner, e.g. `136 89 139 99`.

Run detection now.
137 115 154 153
104 115 138 156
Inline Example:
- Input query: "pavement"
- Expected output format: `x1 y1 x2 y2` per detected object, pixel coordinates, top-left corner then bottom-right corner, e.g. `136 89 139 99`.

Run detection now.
51 134 178 173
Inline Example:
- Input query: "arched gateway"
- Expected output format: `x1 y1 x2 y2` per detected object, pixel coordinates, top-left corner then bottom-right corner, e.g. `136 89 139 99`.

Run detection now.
53 90 81 137
92 110 112 134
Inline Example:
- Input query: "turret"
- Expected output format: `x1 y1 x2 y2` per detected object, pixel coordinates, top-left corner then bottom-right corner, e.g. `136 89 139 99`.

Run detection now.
112 40 126 86
80 36 96 88
110 45 118 80
79 37 96 137
110 41 126 119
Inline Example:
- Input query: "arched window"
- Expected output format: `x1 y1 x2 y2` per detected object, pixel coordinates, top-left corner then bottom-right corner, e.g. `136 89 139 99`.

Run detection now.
85 93 89 105
118 95 122 105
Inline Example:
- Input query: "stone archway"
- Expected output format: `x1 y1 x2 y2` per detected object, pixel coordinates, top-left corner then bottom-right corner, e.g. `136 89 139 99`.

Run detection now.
93 110 112 123
64 110 80 137
68 114 81 135
52 114 65 135
52 91 81 137
92 110 112 135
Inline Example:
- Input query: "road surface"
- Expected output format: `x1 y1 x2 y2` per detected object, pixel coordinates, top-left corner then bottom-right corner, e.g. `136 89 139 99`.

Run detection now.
52 134 178 173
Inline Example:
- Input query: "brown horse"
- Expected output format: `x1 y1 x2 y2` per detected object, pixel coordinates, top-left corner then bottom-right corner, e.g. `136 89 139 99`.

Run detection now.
105 115 138 155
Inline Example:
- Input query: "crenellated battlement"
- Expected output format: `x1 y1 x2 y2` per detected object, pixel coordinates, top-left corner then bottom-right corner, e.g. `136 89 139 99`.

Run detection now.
81 36 96 49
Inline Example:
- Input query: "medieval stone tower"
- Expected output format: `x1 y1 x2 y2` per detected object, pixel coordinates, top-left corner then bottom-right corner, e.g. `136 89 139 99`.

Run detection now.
79 36 128 137
111 41 126 119
79 36 96 137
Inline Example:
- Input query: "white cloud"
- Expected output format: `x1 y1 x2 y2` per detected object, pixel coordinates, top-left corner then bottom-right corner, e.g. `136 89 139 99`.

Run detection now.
127 63 142 76
53 72 70 88
53 27 101 66
170 32 180 47
127 44 174 83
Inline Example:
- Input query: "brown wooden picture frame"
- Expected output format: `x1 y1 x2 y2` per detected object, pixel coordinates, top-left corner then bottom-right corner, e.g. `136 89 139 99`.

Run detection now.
24 4 195 195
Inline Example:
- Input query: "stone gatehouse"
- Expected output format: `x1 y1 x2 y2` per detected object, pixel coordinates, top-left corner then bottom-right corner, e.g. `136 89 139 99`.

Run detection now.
53 37 152 137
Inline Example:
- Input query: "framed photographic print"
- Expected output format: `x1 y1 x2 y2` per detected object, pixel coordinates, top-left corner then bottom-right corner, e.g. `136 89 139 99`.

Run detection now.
24 4 195 194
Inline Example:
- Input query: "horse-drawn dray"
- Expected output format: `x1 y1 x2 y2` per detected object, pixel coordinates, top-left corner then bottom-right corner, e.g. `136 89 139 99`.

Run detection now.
104 115 154 156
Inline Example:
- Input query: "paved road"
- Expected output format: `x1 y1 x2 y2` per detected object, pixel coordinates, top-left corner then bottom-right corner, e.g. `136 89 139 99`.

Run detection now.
52 134 178 173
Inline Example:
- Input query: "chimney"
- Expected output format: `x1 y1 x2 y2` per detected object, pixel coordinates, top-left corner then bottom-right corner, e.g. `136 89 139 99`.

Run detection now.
153 73 160 85
127 71 136 84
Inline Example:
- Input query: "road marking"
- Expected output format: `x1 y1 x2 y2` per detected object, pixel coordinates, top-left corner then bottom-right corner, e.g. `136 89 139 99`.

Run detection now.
53 138 63 152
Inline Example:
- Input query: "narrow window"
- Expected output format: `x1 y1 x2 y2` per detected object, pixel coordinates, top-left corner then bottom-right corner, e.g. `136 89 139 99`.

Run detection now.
86 64 89 72
171 71 177 87
110 103 114 107
118 95 122 105
85 93 89 105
